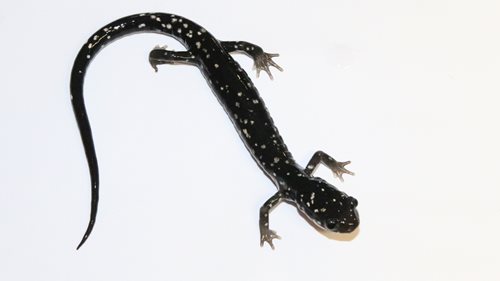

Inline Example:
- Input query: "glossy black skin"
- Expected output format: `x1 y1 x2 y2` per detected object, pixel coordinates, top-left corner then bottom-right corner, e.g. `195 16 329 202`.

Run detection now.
71 13 359 250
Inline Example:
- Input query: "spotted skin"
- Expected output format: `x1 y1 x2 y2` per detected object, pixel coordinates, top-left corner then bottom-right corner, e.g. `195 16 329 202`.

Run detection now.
71 13 359 250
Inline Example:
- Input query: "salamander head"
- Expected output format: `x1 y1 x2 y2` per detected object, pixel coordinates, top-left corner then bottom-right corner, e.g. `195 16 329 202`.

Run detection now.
296 177 359 233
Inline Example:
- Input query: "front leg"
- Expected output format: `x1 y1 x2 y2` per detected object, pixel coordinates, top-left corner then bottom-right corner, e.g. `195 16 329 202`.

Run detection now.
304 151 354 182
220 41 283 79
260 192 284 250
148 46 199 72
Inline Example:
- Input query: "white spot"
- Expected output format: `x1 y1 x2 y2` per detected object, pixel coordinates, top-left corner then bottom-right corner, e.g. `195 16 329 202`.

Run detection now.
195 42 201 49
183 23 188 28
156 17 161 22
273 157 280 163
150 15 156 19
242 129 251 138
261 144 266 149
86 55 91 59
138 23 146 28
314 209 319 213
310 193 315 200
214 64 219 68
235 102 240 108
166 23 172 29
177 28 182 33
253 99 259 104
93 35 99 41
237 92 242 97
307 165 314 170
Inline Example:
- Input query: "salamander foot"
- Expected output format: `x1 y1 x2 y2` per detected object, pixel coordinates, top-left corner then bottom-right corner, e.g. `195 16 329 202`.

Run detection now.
253 52 283 80
327 160 354 182
304 151 354 182
260 228 281 250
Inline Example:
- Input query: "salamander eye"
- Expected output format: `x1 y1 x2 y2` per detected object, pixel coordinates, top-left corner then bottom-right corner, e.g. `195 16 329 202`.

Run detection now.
351 197 358 207
326 219 339 231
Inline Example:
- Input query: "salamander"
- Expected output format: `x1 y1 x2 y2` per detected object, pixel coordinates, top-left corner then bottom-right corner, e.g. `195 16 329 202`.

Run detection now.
71 12 359 250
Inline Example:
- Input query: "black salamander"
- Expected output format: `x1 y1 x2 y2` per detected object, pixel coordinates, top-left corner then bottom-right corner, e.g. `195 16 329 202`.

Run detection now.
71 13 359 250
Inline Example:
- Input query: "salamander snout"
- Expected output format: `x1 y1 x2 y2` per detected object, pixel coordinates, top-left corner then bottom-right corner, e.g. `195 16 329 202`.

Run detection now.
325 196 359 233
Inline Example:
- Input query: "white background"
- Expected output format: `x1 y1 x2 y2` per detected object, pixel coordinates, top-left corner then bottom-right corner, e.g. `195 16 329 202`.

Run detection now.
1 0 499 280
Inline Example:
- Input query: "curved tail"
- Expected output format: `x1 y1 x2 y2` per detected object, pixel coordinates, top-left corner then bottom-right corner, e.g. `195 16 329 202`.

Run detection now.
70 13 196 249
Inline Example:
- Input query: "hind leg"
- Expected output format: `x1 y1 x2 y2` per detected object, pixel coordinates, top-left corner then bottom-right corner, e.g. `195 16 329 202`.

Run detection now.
149 46 199 72
220 41 283 79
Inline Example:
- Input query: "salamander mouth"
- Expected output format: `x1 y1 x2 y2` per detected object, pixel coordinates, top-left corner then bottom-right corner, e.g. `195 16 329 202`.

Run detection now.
340 209 359 233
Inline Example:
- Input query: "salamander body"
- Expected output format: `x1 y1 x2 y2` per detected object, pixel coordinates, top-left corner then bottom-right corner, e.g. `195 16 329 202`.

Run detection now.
71 13 359 250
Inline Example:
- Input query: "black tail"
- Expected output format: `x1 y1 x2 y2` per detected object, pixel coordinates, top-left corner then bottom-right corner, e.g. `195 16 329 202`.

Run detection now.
70 13 199 249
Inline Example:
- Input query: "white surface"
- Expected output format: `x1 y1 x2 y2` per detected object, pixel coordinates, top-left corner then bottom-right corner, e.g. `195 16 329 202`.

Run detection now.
1 0 499 280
